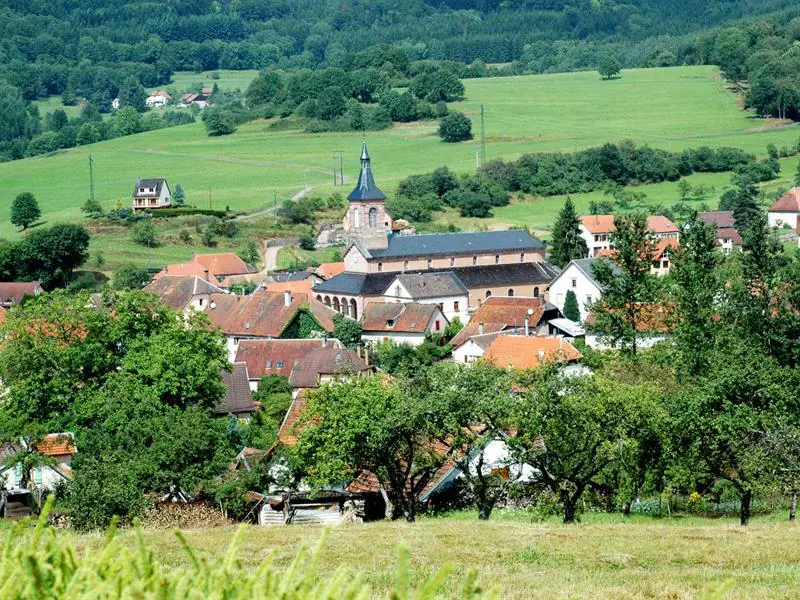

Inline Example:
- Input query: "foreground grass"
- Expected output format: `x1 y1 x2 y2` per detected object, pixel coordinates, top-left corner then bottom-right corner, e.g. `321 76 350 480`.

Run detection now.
4 66 799 241
63 510 800 599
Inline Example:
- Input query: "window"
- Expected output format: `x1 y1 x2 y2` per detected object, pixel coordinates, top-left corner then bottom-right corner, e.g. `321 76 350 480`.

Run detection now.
450 257 455 267
276 360 284 369
387 319 395 328
485 290 492 299
472 256 477 266
508 289 514 297
378 262 383 272
556 293 563 305
265 360 273 369
495 255 500 264
520 252 524 263
395 285 401 297
662 260 669 268
368 207 377 228
434 320 441 331
454 301 460 312
586 295 593 306
652 261 659 269
427 259 432 269
533 287 540 297
353 207 360 228
571 278 577 288
403 260 408 271
198 298 204 307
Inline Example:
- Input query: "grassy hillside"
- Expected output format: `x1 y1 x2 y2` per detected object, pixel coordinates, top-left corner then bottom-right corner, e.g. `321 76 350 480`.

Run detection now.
2 66 798 250
65 510 800 599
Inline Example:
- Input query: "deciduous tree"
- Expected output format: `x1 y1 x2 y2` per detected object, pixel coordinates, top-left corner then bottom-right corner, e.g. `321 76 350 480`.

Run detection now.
10 192 41 230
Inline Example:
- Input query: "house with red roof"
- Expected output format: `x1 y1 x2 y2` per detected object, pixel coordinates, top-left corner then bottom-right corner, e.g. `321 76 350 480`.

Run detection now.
0 433 77 493
361 302 448 346
234 338 341 390
650 238 680 277
579 214 679 257
154 252 257 288
768 187 800 230
0 281 43 308
482 334 584 374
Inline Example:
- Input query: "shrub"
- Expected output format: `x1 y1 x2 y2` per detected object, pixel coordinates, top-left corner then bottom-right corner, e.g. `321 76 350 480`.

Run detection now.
202 106 237 136
113 264 152 290
299 232 316 251
438 111 472 143
131 221 159 247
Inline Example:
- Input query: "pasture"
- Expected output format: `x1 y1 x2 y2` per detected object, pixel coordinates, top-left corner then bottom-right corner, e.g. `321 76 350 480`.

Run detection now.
64 510 800 599
3 66 799 266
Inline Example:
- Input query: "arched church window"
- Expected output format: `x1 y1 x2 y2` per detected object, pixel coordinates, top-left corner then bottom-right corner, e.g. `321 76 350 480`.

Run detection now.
368 207 377 228
353 207 360 228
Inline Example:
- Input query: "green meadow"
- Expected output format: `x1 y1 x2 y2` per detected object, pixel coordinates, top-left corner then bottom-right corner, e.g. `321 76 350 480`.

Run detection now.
3 66 799 264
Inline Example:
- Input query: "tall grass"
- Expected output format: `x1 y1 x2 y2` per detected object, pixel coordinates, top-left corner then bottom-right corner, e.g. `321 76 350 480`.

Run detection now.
0 498 490 599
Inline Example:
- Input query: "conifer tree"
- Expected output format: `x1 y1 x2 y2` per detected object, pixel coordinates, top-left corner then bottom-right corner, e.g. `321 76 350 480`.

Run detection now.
550 198 587 268
563 290 581 321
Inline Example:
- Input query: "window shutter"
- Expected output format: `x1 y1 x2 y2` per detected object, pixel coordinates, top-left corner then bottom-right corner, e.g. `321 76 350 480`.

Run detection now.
34 467 43 485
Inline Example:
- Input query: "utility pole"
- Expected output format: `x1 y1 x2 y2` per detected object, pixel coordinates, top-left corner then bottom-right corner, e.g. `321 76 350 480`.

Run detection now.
480 104 486 168
331 150 344 185
88 155 95 203
208 186 211 210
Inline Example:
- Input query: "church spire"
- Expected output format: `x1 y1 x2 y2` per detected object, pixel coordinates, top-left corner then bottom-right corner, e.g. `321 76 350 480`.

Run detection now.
348 142 386 202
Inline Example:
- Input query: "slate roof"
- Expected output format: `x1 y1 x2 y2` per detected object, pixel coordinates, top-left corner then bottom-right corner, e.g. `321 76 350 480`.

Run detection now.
568 258 620 289
366 230 545 259
234 339 338 379
361 302 442 333
143 276 224 310
348 143 386 202
216 363 256 415
483 335 583 369
272 270 316 283
0 282 42 306
698 211 735 228
133 178 167 197
392 272 467 299
206 291 337 337
770 187 800 212
289 347 372 389
313 263 559 297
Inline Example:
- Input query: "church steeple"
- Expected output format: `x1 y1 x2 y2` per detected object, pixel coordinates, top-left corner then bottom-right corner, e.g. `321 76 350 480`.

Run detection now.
347 142 386 202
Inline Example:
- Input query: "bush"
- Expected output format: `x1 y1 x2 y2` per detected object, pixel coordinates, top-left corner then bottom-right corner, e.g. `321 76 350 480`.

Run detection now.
81 198 103 217
409 69 465 102
202 106 237 136
149 208 228 219
438 111 472 143
113 264 152 290
131 221 159 247
299 232 316 251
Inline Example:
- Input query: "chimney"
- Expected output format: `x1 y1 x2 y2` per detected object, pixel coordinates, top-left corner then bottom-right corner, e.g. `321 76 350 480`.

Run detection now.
284 291 292 306
524 318 529 337
364 347 369 367
322 335 327 348
203 268 210 282
479 322 484 335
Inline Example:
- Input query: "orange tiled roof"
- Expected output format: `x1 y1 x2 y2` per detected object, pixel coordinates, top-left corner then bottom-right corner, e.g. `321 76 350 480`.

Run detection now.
652 238 680 259
580 214 616 234
192 253 254 276
278 393 308 446
483 335 582 369
264 280 315 294
235 339 335 379
35 433 77 456
315 262 346 280
154 262 223 287
646 215 679 234
467 296 551 330
770 188 800 213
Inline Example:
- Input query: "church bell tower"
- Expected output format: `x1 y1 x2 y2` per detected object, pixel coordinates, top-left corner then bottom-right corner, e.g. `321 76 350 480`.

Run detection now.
342 142 393 249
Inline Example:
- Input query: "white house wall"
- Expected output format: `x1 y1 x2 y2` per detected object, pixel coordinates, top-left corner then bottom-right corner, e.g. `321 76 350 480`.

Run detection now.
548 264 602 322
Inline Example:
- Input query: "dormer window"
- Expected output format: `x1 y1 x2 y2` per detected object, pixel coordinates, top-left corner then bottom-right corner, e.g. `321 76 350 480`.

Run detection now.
427 259 432 269
495 255 500 264
378 262 383 272
472 256 477 266
520 253 524 263
387 319 395 329
403 260 408 271
450 258 455 267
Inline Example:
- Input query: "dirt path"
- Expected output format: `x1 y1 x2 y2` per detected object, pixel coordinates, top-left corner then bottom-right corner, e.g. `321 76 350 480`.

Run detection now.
262 244 283 272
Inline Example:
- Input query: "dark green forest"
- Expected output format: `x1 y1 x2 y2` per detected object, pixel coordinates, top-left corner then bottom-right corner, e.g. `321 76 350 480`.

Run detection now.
2 0 800 161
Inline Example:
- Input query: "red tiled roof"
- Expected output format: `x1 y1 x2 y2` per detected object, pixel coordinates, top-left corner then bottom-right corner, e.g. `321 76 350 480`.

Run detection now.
315 262 346 280
278 393 308 446
698 211 735 228
154 262 223 287
35 433 76 457
264 280 315 294
216 362 256 415
0 282 42 305
206 291 337 338
143 276 223 310
769 188 800 213
361 302 442 333
646 215 679 234
586 303 675 334
450 322 507 349
483 335 582 369
193 253 254 276
652 238 680 259
467 297 551 331
235 339 337 379
716 227 742 246
289 347 372 389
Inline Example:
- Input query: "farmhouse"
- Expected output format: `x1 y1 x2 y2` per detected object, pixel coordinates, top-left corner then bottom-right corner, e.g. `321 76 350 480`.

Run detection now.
361 302 448 346
146 91 172 108
698 211 742 253
234 339 340 390
154 252 257 288
579 214 679 257
768 187 800 230
0 281 43 308
548 258 618 321
132 178 171 211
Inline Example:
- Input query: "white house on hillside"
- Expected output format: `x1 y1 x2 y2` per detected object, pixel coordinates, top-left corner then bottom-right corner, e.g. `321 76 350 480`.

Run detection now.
132 178 171 211
768 188 800 230
146 91 172 108
548 258 617 322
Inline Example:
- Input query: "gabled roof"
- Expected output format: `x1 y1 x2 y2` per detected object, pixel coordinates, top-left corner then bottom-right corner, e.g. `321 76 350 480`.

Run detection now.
234 339 339 379
652 238 680 260
454 330 507 351
154 262 223 287
698 211 735 228
35 433 77 457
348 143 386 202
278 394 308 446
566 257 620 289
265 279 315 294
580 215 679 235
272 270 316 283
206 291 337 338
368 230 545 259
361 302 444 333
715 227 742 246
216 363 256 415
0 282 42 305
450 322 508 349
467 296 558 331
769 187 800 213
483 335 582 369
390 272 467 299
315 262 346 280
143 276 224 310
192 253 255 276
133 178 167 197
289 347 372 389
